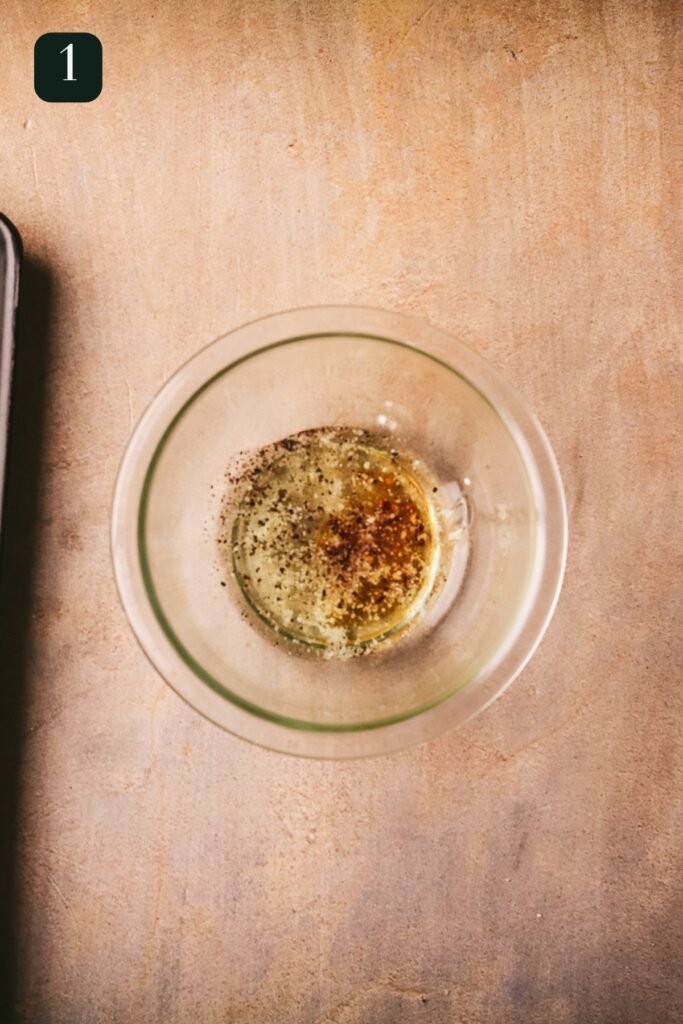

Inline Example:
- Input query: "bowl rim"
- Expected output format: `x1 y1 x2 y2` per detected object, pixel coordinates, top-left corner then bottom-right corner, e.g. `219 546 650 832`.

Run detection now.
111 305 568 758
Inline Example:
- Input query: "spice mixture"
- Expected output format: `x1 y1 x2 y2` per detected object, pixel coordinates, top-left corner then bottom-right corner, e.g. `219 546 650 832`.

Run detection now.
221 427 442 653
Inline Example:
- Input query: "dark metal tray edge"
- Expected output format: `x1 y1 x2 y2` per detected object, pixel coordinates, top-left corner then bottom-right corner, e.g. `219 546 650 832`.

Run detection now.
0 214 22 544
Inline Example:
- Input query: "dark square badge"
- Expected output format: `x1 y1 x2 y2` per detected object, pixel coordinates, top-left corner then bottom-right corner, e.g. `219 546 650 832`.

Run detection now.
34 33 102 103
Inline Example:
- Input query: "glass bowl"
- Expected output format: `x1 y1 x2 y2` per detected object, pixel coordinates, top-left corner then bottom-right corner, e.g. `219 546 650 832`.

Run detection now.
111 306 567 758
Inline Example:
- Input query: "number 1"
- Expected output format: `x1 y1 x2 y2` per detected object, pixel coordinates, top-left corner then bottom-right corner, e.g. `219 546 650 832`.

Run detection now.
60 43 76 81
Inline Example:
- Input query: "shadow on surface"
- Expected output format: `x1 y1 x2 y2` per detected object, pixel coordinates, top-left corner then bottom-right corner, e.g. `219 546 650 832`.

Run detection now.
0 259 54 1021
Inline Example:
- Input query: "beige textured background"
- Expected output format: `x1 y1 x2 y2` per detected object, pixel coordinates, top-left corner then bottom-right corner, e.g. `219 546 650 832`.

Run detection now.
1 1 681 1021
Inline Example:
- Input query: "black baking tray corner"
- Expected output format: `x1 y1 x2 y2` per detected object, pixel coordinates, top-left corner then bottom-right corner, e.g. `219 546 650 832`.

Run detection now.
0 214 22 545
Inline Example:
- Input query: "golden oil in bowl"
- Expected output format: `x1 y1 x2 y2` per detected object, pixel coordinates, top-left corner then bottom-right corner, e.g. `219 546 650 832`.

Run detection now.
227 428 443 653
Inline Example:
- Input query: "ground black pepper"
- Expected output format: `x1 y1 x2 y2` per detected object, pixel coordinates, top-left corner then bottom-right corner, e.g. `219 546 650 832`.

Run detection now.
219 427 442 655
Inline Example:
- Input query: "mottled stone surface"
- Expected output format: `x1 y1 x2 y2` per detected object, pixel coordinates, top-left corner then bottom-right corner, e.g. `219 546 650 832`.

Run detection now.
0 1 681 1021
